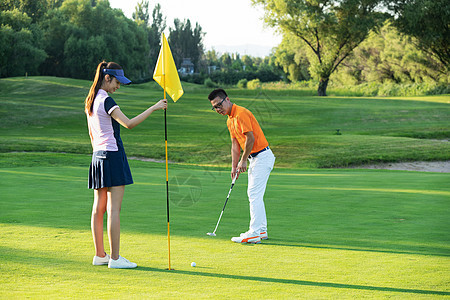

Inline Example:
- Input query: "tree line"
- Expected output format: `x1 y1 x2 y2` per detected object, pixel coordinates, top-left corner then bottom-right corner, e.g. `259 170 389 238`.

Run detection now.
0 0 283 85
253 0 449 95
0 0 204 82
1 0 448 96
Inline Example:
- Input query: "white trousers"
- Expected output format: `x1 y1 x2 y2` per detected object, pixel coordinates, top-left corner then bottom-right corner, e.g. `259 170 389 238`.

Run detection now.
247 148 275 233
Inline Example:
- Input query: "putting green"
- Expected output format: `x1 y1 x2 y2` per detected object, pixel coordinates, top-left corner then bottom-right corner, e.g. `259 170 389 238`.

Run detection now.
1 153 449 298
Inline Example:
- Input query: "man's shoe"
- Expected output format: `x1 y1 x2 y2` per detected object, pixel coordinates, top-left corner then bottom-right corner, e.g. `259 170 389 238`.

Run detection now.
259 231 268 240
92 253 110 266
231 231 261 244
108 256 137 269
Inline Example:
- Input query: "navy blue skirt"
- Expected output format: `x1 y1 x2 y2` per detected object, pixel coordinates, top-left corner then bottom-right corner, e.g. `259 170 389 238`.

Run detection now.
88 150 133 189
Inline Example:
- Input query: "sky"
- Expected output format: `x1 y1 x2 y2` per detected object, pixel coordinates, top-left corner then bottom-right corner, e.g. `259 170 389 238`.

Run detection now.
108 0 282 57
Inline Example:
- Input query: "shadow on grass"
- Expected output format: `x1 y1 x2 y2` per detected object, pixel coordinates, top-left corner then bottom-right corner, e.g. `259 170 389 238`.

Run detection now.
136 267 450 296
262 240 450 257
3 247 447 296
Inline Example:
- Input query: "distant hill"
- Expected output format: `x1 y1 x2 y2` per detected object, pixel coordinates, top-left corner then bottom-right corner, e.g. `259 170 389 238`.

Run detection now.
209 44 275 57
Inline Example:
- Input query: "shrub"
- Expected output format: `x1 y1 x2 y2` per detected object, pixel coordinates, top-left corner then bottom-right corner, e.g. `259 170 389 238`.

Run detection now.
247 79 261 90
180 73 207 84
237 78 248 89
204 78 217 88
327 81 450 97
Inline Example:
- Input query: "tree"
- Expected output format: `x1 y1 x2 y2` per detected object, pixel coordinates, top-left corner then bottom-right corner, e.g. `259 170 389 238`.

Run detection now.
168 18 204 71
206 49 220 67
39 0 149 80
332 21 448 85
220 53 232 70
253 0 386 96
39 8 70 76
241 55 255 71
386 0 449 73
132 1 167 75
148 3 166 72
132 0 149 26
0 9 46 77
0 0 49 22
231 53 243 71
273 33 310 82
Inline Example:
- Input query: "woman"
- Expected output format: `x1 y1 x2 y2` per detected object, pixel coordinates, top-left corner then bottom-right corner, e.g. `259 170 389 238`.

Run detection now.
85 61 167 268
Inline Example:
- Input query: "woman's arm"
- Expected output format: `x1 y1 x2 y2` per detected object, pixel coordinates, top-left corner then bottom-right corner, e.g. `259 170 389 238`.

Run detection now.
111 99 167 129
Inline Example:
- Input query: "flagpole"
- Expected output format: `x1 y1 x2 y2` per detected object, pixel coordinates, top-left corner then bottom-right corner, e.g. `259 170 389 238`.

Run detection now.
162 34 171 271
153 32 183 271
164 88 171 271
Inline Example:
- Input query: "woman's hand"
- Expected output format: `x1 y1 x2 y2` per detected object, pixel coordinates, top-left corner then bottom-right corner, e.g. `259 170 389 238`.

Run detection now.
152 99 168 111
112 99 168 129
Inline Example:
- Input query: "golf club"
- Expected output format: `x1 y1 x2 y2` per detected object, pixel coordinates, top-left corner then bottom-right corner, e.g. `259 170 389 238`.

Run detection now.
207 172 238 237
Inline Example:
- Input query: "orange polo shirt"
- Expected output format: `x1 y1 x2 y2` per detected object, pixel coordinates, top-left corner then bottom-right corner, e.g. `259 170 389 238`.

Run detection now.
227 104 269 154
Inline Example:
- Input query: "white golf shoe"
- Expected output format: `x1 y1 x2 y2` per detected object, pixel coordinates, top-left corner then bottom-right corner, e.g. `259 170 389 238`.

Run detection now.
259 231 268 240
231 231 261 244
92 253 110 265
108 256 137 269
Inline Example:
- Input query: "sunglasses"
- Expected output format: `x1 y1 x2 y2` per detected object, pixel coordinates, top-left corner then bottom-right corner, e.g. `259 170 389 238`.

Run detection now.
211 96 227 110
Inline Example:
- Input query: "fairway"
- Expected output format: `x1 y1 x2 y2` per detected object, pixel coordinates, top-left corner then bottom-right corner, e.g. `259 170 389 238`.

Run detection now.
1 153 449 298
1 77 449 168
0 77 449 298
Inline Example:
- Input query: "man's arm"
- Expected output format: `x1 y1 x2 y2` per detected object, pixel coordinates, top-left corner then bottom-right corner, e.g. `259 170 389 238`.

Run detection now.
237 131 254 174
231 138 241 179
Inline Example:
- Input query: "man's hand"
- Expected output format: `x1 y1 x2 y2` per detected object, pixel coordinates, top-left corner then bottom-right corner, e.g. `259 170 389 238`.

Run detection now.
231 168 240 180
237 159 248 174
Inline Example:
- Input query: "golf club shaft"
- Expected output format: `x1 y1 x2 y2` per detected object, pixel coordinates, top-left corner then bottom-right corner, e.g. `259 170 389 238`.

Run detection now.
222 179 235 210
212 211 224 234
211 173 238 234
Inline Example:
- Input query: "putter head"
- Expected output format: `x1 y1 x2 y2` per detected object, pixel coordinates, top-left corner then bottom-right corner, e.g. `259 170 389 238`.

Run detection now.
206 232 216 236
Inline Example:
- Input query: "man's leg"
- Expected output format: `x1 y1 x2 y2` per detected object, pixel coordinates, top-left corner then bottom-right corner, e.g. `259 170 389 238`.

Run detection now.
247 150 275 233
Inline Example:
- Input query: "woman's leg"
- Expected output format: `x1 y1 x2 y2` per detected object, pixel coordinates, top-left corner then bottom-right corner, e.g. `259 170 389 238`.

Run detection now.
91 188 108 257
107 185 125 260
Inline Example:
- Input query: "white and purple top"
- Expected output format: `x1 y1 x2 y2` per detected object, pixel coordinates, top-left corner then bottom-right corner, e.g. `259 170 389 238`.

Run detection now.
87 89 123 152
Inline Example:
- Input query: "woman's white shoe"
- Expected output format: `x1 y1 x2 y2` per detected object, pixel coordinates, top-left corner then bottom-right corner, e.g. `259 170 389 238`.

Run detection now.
92 253 110 265
108 256 137 269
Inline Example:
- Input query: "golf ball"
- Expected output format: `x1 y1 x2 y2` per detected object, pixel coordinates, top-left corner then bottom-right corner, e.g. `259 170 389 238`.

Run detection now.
191 262 196 267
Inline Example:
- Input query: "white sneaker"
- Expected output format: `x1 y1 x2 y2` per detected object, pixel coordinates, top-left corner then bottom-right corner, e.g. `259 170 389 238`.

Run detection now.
231 231 261 244
92 253 110 266
259 231 268 240
108 256 137 269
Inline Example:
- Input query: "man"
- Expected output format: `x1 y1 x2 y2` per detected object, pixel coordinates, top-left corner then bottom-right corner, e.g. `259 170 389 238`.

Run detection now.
208 88 275 244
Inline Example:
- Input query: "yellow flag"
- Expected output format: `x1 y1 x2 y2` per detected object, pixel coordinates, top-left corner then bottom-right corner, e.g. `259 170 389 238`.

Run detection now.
153 33 184 102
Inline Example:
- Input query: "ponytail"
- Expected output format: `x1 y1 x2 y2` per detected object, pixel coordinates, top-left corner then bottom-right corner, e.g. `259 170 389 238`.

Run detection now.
84 61 123 116
85 61 107 116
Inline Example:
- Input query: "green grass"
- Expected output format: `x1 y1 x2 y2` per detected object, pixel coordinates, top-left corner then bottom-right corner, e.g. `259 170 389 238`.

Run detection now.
0 77 449 298
1 153 449 298
0 76 449 168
